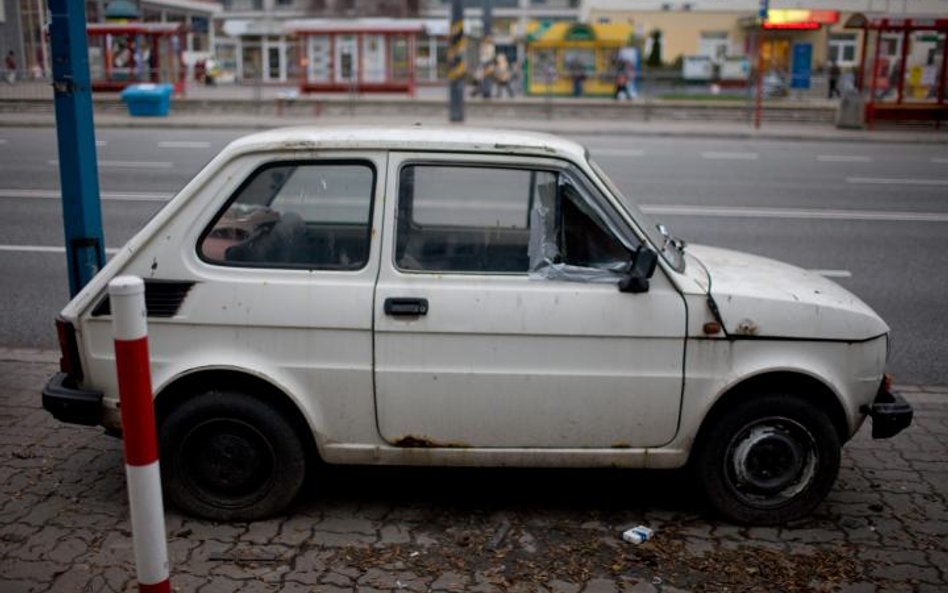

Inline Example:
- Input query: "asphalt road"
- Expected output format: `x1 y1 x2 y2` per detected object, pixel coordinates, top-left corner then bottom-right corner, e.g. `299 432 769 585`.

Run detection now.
1 127 946 384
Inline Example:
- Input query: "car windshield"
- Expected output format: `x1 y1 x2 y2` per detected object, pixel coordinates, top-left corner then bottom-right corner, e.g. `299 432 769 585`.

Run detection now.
587 157 685 273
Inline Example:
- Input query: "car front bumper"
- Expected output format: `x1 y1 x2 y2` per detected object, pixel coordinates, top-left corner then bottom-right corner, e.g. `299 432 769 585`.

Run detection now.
863 385 913 439
42 372 103 427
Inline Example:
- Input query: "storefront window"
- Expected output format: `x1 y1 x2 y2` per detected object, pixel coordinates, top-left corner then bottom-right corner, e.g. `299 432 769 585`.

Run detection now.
562 48 595 75
699 32 729 64
902 31 945 103
828 33 857 66
217 43 238 83
391 37 410 81
533 49 558 82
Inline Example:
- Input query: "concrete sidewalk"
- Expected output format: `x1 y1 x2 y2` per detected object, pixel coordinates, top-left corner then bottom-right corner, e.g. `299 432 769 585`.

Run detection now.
2 109 947 145
2 82 946 142
1 347 946 593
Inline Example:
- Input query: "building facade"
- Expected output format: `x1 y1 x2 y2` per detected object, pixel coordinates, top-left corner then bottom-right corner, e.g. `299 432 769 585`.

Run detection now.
215 0 421 83
1 0 220 81
581 0 948 78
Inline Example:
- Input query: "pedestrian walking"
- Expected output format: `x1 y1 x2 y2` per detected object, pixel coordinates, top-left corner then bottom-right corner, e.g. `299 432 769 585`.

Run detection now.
569 57 585 97
4 51 16 84
614 60 631 100
828 60 841 99
494 54 515 98
470 64 485 97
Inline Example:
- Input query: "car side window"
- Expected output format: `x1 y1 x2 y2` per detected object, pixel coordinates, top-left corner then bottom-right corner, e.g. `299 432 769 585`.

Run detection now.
199 161 374 270
527 174 633 283
395 165 556 273
395 163 632 281
559 181 631 269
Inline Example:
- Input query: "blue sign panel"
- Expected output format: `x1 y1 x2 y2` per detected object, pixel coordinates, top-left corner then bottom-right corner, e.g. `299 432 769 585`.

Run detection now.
759 0 769 20
791 43 812 90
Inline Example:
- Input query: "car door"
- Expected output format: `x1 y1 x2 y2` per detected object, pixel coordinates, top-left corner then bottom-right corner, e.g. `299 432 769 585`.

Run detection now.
373 152 686 449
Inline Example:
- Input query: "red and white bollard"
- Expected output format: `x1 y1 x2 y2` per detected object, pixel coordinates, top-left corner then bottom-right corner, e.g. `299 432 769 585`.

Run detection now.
110 276 171 593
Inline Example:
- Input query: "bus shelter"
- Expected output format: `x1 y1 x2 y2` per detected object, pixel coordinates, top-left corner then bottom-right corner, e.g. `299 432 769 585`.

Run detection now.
845 13 948 126
288 20 422 95
525 22 634 97
87 23 187 93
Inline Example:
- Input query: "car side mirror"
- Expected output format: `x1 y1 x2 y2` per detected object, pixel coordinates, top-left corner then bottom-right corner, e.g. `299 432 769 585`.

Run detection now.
618 246 658 294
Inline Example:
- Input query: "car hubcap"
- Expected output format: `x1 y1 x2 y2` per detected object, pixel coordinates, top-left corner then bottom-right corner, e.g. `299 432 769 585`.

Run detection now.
182 419 275 506
726 418 817 508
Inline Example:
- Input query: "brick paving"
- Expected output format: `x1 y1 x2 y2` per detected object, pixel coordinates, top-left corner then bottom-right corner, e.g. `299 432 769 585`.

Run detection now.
1 348 946 593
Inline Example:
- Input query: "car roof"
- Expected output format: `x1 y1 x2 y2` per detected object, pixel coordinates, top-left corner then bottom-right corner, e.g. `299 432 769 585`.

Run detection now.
226 126 588 162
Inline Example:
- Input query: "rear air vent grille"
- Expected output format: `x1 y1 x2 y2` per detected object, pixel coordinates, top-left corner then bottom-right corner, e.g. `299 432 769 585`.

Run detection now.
91 280 195 318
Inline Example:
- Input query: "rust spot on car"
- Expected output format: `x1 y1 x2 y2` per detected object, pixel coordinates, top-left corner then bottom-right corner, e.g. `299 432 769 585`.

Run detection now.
735 319 759 336
702 321 722 335
394 435 470 448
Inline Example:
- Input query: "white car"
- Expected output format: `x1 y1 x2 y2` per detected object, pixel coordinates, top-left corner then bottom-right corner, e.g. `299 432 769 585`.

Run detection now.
43 127 912 524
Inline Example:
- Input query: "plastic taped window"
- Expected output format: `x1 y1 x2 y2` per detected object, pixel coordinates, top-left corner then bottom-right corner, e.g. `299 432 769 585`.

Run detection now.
528 174 632 283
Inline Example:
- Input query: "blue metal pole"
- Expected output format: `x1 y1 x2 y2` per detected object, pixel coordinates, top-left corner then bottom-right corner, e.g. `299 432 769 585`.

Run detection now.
48 0 105 297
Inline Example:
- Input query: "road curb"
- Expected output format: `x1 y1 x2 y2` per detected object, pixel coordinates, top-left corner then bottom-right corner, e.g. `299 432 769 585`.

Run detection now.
0 348 58 364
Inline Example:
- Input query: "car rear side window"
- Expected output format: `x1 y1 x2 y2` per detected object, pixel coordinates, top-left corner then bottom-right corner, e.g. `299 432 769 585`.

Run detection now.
199 161 375 270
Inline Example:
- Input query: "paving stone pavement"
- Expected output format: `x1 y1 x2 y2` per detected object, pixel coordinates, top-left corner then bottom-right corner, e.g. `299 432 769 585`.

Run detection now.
1 350 946 593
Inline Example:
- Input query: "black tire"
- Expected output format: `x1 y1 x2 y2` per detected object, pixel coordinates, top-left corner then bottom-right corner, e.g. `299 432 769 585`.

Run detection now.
159 390 306 521
692 394 841 525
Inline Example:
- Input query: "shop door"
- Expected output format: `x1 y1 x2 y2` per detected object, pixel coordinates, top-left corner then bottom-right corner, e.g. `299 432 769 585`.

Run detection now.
264 38 285 82
362 34 386 83
308 35 331 82
241 43 262 81
335 35 357 84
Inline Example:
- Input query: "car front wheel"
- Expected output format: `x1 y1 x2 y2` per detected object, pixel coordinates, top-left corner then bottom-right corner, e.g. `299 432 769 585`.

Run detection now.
694 394 841 525
159 390 306 521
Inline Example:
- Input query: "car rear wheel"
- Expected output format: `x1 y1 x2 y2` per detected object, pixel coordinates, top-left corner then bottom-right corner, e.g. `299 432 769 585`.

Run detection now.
159 390 306 521
693 394 841 525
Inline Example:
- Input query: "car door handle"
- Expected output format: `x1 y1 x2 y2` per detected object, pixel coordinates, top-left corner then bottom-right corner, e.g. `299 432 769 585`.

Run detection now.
384 297 429 317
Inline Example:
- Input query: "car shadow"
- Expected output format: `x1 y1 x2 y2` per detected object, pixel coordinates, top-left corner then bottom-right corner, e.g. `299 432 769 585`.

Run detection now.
300 464 704 517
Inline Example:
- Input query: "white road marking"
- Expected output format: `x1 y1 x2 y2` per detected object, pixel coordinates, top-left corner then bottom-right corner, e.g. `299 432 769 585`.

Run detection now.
48 159 174 169
157 141 212 149
810 269 853 278
592 148 646 157
846 177 948 187
0 244 119 254
641 204 948 222
817 155 871 163
96 140 108 147
700 151 759 160
0 188 171 201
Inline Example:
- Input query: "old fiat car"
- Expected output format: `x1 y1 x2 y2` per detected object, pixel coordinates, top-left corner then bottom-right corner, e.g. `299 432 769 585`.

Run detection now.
42 127 912 524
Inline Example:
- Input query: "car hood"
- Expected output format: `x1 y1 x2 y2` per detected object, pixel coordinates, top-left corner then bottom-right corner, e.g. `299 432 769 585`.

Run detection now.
687 245 888 341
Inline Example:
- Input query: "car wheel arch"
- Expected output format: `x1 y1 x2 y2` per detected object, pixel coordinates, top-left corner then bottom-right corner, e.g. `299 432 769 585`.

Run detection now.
691 371 850 460
154 368 321 464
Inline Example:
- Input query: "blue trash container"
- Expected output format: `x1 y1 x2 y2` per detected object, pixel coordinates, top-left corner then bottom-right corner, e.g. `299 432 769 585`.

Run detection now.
119 83 174 117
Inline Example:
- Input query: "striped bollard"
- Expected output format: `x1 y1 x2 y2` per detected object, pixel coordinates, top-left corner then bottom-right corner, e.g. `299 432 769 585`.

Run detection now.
110 276 171 593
